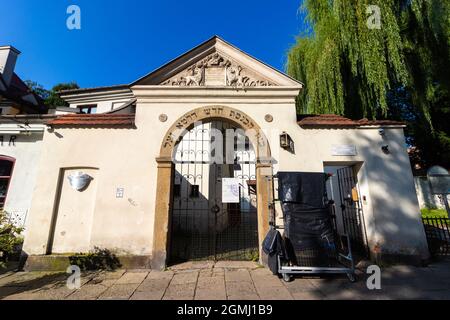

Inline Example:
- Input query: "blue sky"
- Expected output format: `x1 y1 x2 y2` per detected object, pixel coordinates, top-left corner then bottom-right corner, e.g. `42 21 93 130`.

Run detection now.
0 0 307 89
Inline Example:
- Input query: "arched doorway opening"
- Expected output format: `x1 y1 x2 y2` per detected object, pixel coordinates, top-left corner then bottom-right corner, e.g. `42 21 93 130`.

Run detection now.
170 120 258 262
152 105 272 270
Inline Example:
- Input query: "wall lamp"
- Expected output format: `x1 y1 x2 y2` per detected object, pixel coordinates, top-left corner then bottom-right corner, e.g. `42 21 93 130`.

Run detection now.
280 132 294 152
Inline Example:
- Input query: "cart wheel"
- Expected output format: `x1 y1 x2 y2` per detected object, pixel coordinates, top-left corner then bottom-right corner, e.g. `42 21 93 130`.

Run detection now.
347 273 357 283
282 273 292 282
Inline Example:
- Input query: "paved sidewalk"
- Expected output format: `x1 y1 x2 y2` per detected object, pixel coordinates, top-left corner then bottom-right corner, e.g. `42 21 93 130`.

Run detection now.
1 260 450 300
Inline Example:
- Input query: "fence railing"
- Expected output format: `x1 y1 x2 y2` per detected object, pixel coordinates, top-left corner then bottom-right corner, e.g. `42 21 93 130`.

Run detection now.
422 216 450 257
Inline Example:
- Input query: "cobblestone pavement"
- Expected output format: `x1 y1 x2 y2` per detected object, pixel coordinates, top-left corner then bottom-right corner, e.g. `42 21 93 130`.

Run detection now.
1 260 450 300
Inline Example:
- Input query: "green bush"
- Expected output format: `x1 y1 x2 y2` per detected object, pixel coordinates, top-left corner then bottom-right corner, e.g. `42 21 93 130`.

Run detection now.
0 211 24 268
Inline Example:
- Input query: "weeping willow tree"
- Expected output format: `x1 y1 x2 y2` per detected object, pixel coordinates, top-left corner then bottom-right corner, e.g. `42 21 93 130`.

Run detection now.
287 0 450 168
399 0 450 169
287 0 407 117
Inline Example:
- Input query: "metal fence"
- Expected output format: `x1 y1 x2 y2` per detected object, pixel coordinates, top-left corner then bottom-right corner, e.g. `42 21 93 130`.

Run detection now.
422 216 450 257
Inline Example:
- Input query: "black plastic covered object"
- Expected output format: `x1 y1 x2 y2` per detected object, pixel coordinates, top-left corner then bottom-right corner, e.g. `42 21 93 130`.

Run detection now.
277 172 329 208
277 172 335 254
282 204 334 250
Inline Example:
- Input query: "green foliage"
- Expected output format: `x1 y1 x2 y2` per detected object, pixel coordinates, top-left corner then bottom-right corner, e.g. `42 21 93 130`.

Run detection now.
287 0 407 118
421 208 448 218
45 82 79 107
24 81 79 107
399 0 450 169
68 247 121 271
24 80 50 100
287 0 450 168
0 210 24 269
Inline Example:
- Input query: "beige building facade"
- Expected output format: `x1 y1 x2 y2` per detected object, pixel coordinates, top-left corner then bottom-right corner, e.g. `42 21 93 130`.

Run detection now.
22 37 429 270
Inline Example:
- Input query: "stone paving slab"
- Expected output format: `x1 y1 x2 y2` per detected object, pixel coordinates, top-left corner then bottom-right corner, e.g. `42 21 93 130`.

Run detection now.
250 269 294 300
2 260 450 300
195 275 227 300
170 270 199 285
169 261 215 271
163 283 196 300
115 271 149 284
99 283 141 300
290 291 326 300
93 269 126 281
66 284 110 300
0 271 62 287
225 281 259 300
255 286 294 300
0 286 24 299
131 277 173 300
225 269 252 282
147 270 174 280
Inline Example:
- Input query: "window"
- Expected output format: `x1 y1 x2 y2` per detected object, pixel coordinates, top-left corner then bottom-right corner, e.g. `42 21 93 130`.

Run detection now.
78 105 97 114
0 156 15 208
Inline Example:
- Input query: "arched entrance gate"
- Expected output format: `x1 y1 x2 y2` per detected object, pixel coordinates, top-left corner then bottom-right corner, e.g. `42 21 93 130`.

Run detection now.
152 106 272 269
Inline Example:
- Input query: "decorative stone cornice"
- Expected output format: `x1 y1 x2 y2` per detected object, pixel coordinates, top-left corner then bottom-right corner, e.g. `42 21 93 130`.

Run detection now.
161 52 274 87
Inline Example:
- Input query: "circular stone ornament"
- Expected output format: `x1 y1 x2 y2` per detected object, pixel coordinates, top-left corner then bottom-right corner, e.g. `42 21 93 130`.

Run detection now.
264 114 273 123
159 114 168 122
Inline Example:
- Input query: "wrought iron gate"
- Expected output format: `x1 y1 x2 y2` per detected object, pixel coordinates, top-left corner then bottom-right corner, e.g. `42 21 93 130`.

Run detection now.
169 121 259 263
337 166 369 257
422 216 450 257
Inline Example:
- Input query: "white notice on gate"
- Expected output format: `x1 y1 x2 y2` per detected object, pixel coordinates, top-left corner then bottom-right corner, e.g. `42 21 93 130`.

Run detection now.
222 178 240 203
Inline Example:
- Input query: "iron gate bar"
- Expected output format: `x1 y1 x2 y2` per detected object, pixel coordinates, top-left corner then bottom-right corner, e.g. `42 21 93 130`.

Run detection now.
337 166 369 258
169 121 259 263
422 216 450 257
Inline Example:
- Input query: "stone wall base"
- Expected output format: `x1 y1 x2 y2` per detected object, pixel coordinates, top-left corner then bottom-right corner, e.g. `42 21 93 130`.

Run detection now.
21 254 153 271
372 252 430 267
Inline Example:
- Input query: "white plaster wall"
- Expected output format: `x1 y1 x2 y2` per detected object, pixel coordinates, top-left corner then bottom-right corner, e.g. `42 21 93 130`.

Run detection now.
1 133 43 230
51 168 99 253
0 48 18 85
23 90 429 261
55 99 131 115
23 125 156 255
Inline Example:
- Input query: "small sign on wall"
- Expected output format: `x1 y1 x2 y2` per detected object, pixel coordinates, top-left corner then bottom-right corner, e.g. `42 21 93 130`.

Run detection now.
116 188 124 198
222 178 240 203
331 145 357 156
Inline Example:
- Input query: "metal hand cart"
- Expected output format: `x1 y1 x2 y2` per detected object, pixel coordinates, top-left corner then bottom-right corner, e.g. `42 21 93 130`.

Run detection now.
267 174 357 283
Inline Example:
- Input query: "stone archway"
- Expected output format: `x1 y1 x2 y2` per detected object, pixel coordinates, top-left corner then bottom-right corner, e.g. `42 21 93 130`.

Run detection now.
152 105 273 270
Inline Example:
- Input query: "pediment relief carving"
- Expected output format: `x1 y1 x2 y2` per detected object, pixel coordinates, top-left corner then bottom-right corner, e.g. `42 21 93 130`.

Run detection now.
161 53 275 87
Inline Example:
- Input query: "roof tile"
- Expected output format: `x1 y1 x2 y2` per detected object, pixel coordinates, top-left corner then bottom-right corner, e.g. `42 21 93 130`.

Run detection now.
47 114 135 127
297 114 405 127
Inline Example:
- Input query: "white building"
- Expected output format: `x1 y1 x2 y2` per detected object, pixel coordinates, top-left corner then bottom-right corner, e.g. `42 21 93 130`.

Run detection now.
21 36 429 270
0 45 51 229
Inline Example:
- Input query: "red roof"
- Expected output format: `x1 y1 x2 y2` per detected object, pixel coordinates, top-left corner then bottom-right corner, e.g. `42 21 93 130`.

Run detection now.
297 114 405 127
47 114 135 127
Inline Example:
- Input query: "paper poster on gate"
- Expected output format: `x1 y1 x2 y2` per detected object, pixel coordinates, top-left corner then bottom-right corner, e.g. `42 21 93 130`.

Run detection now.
222 178 240 203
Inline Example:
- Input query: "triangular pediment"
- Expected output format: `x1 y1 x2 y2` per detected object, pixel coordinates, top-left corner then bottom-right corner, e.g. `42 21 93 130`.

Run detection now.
132 36 303 88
